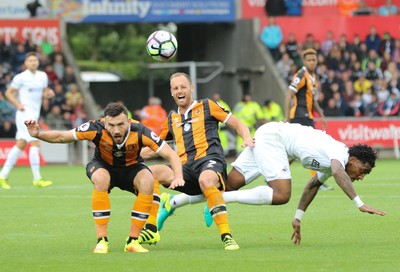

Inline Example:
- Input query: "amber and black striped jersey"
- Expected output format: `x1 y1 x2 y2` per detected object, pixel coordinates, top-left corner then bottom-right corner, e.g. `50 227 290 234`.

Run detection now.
159 99 231 164
288 66 317 120
73 118 165 167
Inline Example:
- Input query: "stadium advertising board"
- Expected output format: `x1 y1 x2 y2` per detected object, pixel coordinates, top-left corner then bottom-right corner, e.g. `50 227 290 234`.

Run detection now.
0 19 60 47
315 119 400 148
0 141 46 166
242 0 400 18
0 0 36 19
51 0 236 23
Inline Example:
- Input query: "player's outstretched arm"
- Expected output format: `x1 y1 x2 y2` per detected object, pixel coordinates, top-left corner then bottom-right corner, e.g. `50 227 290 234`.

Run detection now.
24 120 76 143
291 175 321 245
226 115 255 147
157 143 184 189
331 159 386 216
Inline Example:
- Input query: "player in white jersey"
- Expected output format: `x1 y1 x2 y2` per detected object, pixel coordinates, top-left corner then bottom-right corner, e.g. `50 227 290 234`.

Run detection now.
0 52 54 189
157 122 386 238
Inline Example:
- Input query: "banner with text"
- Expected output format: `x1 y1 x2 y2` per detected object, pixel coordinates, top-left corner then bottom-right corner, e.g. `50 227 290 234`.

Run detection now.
51 0 236 23
0 19 60 47
315 119 400 148
0 140 46 166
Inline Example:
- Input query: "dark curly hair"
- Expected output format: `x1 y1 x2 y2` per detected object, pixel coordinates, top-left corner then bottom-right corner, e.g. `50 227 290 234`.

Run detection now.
104 102 128 118
348 144 378 168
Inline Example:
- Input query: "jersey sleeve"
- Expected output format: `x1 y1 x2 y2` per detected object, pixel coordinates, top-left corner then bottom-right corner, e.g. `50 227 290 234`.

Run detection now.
289 71 306 93
159 115 173 141
74 120 99 141
10 74 22 90
141 125 165 153
208 99 231 124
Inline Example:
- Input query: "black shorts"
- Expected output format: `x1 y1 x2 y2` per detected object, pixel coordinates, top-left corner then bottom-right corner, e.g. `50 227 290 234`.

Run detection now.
173 156 227 196
290 118 315 128
86 158 151 194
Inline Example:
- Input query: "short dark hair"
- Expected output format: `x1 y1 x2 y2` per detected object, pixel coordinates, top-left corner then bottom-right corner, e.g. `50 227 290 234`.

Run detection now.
348 144 378 168
104 102 128 117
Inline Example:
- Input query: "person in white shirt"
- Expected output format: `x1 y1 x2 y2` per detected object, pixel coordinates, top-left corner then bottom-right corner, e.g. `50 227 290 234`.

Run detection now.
157 122 386 241
0 52 54 189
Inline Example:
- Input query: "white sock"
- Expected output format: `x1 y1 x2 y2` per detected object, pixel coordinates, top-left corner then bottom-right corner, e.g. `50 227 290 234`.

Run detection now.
222 185 273 205
0 146 22 179
170 194 205 208
29 146 41 181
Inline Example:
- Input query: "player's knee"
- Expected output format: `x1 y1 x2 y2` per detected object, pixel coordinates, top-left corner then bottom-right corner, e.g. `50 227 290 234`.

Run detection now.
272 192 291 205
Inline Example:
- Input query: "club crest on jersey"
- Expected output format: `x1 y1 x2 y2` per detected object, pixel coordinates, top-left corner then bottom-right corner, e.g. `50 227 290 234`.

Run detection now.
78 122 90 132
114 151 124 157
151 132 160 142
127 144 136 150
194 108 201 115
184 123 191 131
311 159 320 169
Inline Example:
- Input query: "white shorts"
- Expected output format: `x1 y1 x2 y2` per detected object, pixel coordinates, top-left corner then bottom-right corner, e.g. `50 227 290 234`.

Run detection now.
231 125 291 185
15 110 40 142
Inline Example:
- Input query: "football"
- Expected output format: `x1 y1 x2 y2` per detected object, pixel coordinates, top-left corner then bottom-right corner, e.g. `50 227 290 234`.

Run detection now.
146 30 178 61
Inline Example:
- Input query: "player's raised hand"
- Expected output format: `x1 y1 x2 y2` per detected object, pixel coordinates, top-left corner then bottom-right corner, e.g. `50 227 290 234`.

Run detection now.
24 120 40 137
359 204 386 216
241 137 255 148
169 177 185 189
291 219 302 245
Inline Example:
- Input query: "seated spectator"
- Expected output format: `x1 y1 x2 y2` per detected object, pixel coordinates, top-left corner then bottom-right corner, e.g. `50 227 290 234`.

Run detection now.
0 119 17 138
45 105 65 130
302 33 315 50
40 37 53 57
365 61 383 81
44 64 59 87
260 17 283 61
363 93 379 116
333 91 352 116
321 31 335 57
0 91 15 122
383 61 399 81
361 49 381 72
65 83 83 109
376 79 391 102
285 33 300 61
53 53 65 80
377 92 400 116
337 0 359 17
380 52 393 72
365 27 381 53
24 32 37 53
276 52 293 79
378 0 398 16
71 105 89 127
353 0 375 16
262 99 284 122
50 82 66 108
338 33 351 54
324 98 343 117
350 61 364 82
353 74 372 94
348 34 362 56
285 0 302 16
380 32 395 56
62 65 76 86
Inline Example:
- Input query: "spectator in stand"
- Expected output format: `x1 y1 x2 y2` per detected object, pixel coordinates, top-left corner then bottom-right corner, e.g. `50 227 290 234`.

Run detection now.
353 0 375 16
392 39 400 64
0 91 15 122
44 64 59 87
350 61 364 82
337 0 359 17
361 49 381 72
62 65 77 86
378 92 400 116
358 42 369 62
285 0 302 16
324 98 343 117
262 99 284 122
12 43 27 73
363 92 379 116
265 0 286 16
38 53 51 70
348 34 362 56
302 33 315 50
378 0 398 16
45 104 65 130
326 44 342 71
24 33 37 53
380 52 393 72
365 61 383 81
333 90 351 116
40 37 53 57
53 53 65 81
276 52 294 79
70 105 89 127
136 96 167 136
260 17 283 61
380 32 395 56
354 73 372 94
388 74 400 98
383 61 399 81
321 31 335 57
376 79 391 102
65 83 83 110
0 119 17 138
365 27 381 53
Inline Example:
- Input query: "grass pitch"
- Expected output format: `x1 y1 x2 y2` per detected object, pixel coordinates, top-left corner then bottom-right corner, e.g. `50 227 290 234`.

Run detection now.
0 159 399 272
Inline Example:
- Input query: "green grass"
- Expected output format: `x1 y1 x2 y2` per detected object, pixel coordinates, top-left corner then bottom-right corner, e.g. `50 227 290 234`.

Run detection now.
1 159 399 272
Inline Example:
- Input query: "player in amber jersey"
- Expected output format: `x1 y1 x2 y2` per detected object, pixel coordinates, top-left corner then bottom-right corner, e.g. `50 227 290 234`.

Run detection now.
24 102 184 254
141 72 254 250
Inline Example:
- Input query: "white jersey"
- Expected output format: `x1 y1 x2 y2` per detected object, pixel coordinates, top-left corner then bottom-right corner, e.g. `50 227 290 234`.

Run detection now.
232 122 349 184
11 69 49 142
11 69 48 116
